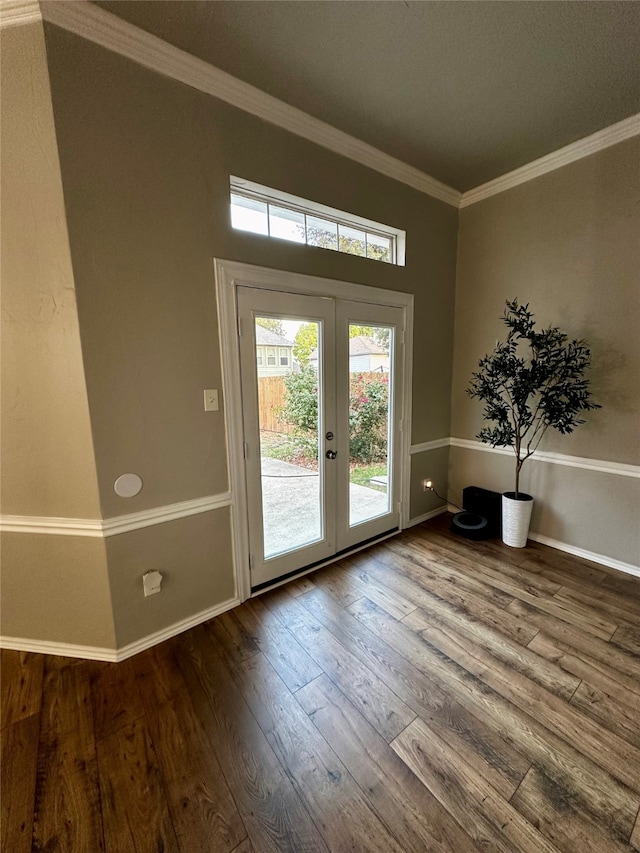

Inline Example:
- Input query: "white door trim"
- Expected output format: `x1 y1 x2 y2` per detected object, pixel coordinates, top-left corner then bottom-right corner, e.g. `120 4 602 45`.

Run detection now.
214 258 414 602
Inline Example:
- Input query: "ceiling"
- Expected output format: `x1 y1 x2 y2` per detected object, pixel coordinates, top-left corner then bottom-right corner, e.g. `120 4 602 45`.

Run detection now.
91 1 640 192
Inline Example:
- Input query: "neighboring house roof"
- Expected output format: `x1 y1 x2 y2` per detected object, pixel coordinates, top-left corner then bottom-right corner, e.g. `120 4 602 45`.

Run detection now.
255 326 294 347
309 336 388 362
348 336 387 356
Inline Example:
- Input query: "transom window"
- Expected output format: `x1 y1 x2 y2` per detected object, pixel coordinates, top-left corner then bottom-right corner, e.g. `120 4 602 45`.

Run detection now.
230 177 405 266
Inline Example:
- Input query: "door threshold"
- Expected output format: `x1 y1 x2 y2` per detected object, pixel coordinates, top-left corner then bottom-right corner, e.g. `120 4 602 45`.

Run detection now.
250 528 399 596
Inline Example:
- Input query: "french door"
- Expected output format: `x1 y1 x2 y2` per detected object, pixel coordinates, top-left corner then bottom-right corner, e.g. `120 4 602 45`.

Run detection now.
237 285 404 589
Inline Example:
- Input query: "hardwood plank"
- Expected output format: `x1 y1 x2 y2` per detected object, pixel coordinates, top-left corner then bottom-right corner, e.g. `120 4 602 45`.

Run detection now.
570 681 640 750
97 717 179 853
298 585 531 799
205 608 260 666
553 585 639 629
0 649 43 729
263 587 416 742
134 643 247 853
536 566 640 620
518 540 608 580
174 627 330 853
304 560 364 607
230 840 255 853
392 716 562 853
1 714 39 853
285 575 317 597
320 558 417 619
403 604 640 794
91 656 145 741
232 596 323 691
411 526 564 597
382 537 518 609
349 595 639 840
359 549 538 646
33 659 104 852
631 809 640 851
601 571 640 597
296 672 485 853
233 652 408 853
407 533 620 639
39 657 99 744
528 632 640 705
511 765 639 853
612 624 640 657
5 517 638 852
400 594 581 702
506 598 640 682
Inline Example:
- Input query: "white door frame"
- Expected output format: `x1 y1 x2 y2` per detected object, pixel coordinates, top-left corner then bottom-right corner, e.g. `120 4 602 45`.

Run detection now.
214 258 414 602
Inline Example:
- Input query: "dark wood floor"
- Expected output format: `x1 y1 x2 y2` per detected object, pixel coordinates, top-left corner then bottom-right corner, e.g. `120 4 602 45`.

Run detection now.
3 515 640 853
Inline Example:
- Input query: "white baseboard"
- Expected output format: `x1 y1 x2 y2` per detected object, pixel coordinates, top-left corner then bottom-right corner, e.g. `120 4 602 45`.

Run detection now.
528 532 640 579
0 596 240 662
405 505 449 528
0 636 119 662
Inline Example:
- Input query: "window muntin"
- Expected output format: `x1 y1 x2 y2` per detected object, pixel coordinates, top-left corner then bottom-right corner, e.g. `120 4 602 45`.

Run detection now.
230 177 405 265
266 347 276 366
279 348 289 366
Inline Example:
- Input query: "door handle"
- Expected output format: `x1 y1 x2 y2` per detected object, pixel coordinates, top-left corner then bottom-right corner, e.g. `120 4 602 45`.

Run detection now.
325 450 337 460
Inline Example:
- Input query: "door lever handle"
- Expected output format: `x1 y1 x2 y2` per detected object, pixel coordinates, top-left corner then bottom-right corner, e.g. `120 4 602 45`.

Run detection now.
325 450 337 460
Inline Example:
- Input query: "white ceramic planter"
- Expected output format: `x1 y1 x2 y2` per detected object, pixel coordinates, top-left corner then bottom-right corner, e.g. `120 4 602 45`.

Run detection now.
502 492 534 548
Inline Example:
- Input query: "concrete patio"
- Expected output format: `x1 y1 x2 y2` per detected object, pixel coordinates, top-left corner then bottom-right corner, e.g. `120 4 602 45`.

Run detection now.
260 457 389 557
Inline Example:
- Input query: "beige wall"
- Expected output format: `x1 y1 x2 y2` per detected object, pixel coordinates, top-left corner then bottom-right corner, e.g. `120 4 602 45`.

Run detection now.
105 509 235 648
8 19 635 655
0 23 101 519
0 22 114 648
26 24 457 649
45 25 457 521
452 138 640 566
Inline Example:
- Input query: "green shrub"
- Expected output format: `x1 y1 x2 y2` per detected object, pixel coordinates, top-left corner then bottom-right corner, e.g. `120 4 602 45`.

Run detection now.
282 368 389 464
349 373 389 463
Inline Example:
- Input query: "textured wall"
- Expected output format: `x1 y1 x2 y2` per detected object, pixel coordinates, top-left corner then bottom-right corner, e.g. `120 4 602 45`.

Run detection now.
0 22 114 648
452 138 640 565
37 23 458 647
0 22 102 519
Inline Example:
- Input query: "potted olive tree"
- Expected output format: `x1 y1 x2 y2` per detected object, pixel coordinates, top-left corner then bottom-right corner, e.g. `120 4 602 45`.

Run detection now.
467 300 600 547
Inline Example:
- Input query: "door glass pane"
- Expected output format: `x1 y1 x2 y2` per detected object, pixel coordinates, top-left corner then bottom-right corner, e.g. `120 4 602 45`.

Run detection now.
348 324 392 527
256 316 323 558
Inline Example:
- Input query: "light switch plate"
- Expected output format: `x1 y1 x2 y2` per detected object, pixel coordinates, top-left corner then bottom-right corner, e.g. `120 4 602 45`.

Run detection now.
204 389 219 411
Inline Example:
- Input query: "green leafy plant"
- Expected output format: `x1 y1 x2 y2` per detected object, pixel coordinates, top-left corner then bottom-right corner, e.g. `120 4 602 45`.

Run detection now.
348 373 389 463
282 368 389 464
467 299 600 498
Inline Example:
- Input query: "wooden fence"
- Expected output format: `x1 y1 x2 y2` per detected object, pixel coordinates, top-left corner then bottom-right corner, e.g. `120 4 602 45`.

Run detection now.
258 371 386 435
258 376 293 433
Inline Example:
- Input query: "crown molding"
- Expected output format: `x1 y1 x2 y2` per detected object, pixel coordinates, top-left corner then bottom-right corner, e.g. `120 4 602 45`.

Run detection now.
38 0 461 208
7 2 638 207
460 113 640 208
0 0 41 28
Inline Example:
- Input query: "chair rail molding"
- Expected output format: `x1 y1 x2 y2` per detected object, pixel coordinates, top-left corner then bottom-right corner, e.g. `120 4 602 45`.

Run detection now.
449 437 640 479
0 492 232 537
